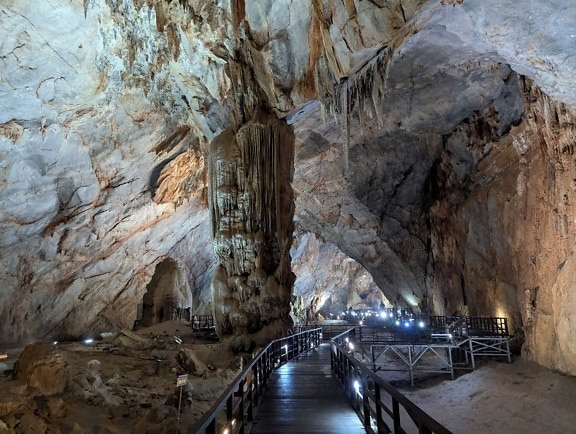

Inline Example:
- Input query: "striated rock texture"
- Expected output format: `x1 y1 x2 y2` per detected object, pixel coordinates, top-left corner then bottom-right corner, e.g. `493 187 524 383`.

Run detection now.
0 0 222 343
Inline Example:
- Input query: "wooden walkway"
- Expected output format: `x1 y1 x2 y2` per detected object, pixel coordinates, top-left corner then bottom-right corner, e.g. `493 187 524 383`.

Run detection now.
251 343 366 434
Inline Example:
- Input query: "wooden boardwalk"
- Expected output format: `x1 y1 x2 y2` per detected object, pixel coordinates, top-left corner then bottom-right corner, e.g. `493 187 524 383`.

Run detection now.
251 343 366 434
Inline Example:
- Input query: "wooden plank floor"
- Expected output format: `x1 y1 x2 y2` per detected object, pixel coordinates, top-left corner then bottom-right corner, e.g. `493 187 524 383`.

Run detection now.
251 343 366 434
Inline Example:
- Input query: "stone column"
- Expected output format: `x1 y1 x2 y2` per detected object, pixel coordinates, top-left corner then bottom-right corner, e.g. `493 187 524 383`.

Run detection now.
208 61 295 349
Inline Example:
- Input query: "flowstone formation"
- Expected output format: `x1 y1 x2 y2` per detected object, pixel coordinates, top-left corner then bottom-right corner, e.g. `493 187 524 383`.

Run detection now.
208 51 296 349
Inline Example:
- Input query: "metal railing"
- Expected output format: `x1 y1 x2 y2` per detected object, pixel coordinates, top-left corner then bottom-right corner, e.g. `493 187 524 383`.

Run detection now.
190 327 322 434
331 328 452 434
192 315 215 330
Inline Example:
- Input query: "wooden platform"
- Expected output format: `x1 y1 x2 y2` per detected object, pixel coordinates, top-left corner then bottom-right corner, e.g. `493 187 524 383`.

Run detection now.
251 343 366 434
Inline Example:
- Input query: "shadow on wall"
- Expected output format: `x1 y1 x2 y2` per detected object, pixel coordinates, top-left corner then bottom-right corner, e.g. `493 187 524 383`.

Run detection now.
137 258 192 327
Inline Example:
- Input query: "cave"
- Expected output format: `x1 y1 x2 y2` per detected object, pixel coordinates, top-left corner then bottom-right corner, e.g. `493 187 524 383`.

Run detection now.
139 258 191 327
1 0 576 433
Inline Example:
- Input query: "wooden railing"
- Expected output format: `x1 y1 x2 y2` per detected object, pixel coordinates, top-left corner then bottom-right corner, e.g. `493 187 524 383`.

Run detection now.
331 328 453 434
190 328 322 434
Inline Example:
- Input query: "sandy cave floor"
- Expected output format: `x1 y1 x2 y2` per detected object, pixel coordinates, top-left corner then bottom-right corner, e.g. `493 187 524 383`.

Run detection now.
389 358 576 434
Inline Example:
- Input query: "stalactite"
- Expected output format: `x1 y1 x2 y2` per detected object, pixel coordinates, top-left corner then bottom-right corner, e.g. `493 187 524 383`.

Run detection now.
316 45 396 175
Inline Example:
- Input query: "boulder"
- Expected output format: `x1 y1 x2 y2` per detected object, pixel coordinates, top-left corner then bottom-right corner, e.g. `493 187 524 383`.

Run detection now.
176 349 208 377
14 342 67 395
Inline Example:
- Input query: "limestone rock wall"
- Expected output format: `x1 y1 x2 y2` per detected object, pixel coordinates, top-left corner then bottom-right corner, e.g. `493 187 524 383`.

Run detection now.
0 0 222 343
2 0 576 376
430 79 576 374
291 231 389 323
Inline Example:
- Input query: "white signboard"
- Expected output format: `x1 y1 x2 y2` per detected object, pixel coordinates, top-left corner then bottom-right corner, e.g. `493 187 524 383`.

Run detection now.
176 374 188 387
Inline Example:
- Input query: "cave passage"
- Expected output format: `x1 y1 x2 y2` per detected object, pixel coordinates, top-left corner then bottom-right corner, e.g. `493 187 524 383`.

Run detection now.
139 258 191 327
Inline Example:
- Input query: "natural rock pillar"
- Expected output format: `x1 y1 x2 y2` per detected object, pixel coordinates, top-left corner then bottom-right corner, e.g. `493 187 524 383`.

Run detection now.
208 60 295 350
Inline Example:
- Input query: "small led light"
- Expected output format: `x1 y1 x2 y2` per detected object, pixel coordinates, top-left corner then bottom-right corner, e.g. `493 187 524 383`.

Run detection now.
404 322 410 328
345 337 349 343
348 342 354 351
84 338 94 344
419 321 425 328
359 320 364 326
395 320 400 326
380 312 387 319
354 380 360 392
448 334 453 339
52 341 58 345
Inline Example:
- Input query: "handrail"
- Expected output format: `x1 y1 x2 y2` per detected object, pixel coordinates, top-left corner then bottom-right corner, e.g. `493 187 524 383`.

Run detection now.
190 327 322 434
331 328 452 434
191 315 215 330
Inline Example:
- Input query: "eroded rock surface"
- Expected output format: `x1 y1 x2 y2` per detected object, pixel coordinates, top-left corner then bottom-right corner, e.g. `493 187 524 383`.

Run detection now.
291 231 390 323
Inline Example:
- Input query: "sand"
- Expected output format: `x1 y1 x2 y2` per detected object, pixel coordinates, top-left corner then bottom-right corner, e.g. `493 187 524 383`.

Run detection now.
397 358 576 434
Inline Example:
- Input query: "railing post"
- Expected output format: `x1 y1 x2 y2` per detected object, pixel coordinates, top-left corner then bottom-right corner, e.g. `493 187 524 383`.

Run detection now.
330 343 334 372
206 418 216 434
254 359 260 404
393 398 401 434
226 395 233 421
362 377 370 428
248 378 254 422
238 379 245 434
375 383 384 434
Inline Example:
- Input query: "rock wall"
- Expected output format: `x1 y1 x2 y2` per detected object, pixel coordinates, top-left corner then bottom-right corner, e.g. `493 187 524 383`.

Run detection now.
430 78 576 373
291 231 390 323
0 0 221 343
